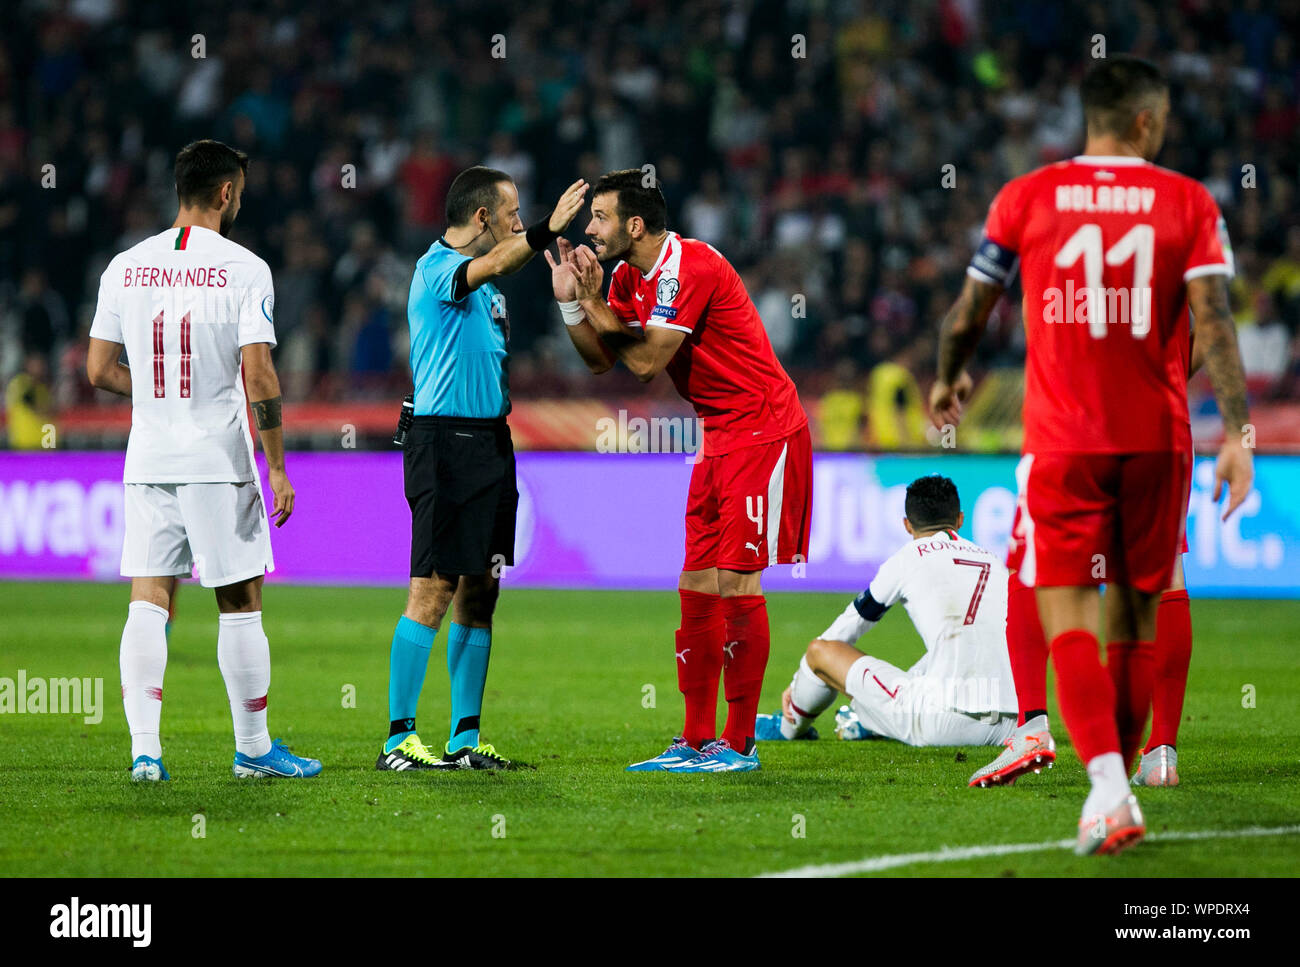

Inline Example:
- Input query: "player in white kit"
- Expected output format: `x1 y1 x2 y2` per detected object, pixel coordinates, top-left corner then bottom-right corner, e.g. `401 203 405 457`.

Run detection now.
756 476 1019 748
86 139 321 781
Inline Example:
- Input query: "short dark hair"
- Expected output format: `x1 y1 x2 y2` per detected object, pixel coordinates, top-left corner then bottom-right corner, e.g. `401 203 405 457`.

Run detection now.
592 168 667 233
175 140 248 207
1081 55 1168 136
904 475 961 530
445 166 512 227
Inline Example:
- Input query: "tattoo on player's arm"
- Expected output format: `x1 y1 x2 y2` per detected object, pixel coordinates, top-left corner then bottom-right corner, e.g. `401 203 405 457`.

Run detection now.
251 396 283 431
1192 279 1250 434
937 278 1000 383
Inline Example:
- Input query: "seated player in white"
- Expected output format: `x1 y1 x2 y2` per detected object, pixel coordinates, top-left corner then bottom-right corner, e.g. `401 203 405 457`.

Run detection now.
756 475 1021 748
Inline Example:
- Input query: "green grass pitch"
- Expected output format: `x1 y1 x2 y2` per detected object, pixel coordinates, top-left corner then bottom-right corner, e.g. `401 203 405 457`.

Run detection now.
1 581 1296 877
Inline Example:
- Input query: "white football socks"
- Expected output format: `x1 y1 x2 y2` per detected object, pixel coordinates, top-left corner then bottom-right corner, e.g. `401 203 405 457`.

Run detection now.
217 611 273 758
782 656 836 738
120 600 169 761
1082 751 1131 817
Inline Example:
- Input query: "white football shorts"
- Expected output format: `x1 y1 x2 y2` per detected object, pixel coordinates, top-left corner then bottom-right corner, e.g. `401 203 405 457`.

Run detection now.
121 481 274 588
843 655 1017 747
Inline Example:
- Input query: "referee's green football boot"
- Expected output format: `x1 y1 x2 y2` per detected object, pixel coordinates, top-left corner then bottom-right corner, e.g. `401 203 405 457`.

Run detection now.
376 734 448 771
440 741 512 771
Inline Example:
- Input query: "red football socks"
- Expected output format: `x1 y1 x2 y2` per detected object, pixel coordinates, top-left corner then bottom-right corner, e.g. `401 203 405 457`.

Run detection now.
1145 589 1192 752
1050 629 1120 765
1107 639 1155 771
1007 572 1049 726
720 594 770 752
676 589 724 749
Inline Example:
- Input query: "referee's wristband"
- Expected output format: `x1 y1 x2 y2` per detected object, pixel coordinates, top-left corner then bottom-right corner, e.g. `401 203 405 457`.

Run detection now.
558 300 585 327
525 216 559 252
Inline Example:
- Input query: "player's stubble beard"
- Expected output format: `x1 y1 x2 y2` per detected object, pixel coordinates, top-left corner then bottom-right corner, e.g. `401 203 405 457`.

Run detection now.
594 225 631 262
219 204 237 238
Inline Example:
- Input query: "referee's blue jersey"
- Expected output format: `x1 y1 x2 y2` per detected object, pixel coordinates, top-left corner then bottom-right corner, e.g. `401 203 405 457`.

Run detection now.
407 238 509 418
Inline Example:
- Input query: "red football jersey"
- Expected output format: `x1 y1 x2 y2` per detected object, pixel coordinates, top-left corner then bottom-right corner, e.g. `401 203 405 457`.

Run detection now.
606 232 807 455
969 156 1232 454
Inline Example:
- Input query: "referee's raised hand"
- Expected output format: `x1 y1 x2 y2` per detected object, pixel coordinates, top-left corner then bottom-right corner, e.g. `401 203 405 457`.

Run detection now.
464 176 588 286
548 179 589 233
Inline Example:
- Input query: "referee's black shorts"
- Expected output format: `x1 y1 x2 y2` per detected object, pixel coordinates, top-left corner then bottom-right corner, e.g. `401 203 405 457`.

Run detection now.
404 415 518 578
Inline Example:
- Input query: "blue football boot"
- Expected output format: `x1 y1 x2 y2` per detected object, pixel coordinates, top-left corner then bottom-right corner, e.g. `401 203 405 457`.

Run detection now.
665 738 760 772
834 705 881 740
130 755 170 782
626 736 703 772
232 738 322 778
755 709 819 741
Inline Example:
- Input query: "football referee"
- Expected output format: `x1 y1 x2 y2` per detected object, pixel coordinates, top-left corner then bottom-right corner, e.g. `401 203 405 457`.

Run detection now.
377 167 588 771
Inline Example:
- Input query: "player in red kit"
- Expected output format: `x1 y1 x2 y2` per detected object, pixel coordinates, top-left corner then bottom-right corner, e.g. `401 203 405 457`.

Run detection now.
970 330 1204 792
547 169 811 772
930 57 1253 854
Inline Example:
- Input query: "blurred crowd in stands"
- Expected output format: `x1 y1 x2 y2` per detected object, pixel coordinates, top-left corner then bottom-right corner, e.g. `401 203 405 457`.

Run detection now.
2 0 1299 449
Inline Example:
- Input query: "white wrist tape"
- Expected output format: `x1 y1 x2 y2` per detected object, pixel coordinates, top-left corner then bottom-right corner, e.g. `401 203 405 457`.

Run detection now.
558 300 585 327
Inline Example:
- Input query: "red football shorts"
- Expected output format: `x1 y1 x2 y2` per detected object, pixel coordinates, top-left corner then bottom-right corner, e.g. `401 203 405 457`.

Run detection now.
683 425 812 572
1013 450 1191 594
1006 468 1190 573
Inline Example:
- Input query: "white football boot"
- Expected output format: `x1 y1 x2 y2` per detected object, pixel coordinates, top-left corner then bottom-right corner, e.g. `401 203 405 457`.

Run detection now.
968 714 1056 788
1131 744 1179 787
1075 793 1145 856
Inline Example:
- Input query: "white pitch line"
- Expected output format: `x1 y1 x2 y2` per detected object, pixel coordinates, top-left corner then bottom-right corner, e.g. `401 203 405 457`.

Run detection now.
758 824 1300 878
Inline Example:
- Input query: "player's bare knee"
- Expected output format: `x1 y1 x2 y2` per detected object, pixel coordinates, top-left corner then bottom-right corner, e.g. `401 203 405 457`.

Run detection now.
1106 585 1159 642
405 575 455 628
1107 609 1139 644
1134 592 1160 641
805 637 830 672
455 609 493 628
807 638 850 685
129 577 174 611
215 576 262 614
678 568 718 595
717 568 761 598
404 595 449 629
453 575 498 626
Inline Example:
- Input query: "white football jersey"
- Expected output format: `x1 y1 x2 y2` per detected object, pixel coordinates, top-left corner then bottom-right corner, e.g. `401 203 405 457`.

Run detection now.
820 529 1016 715
89 225 276 483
